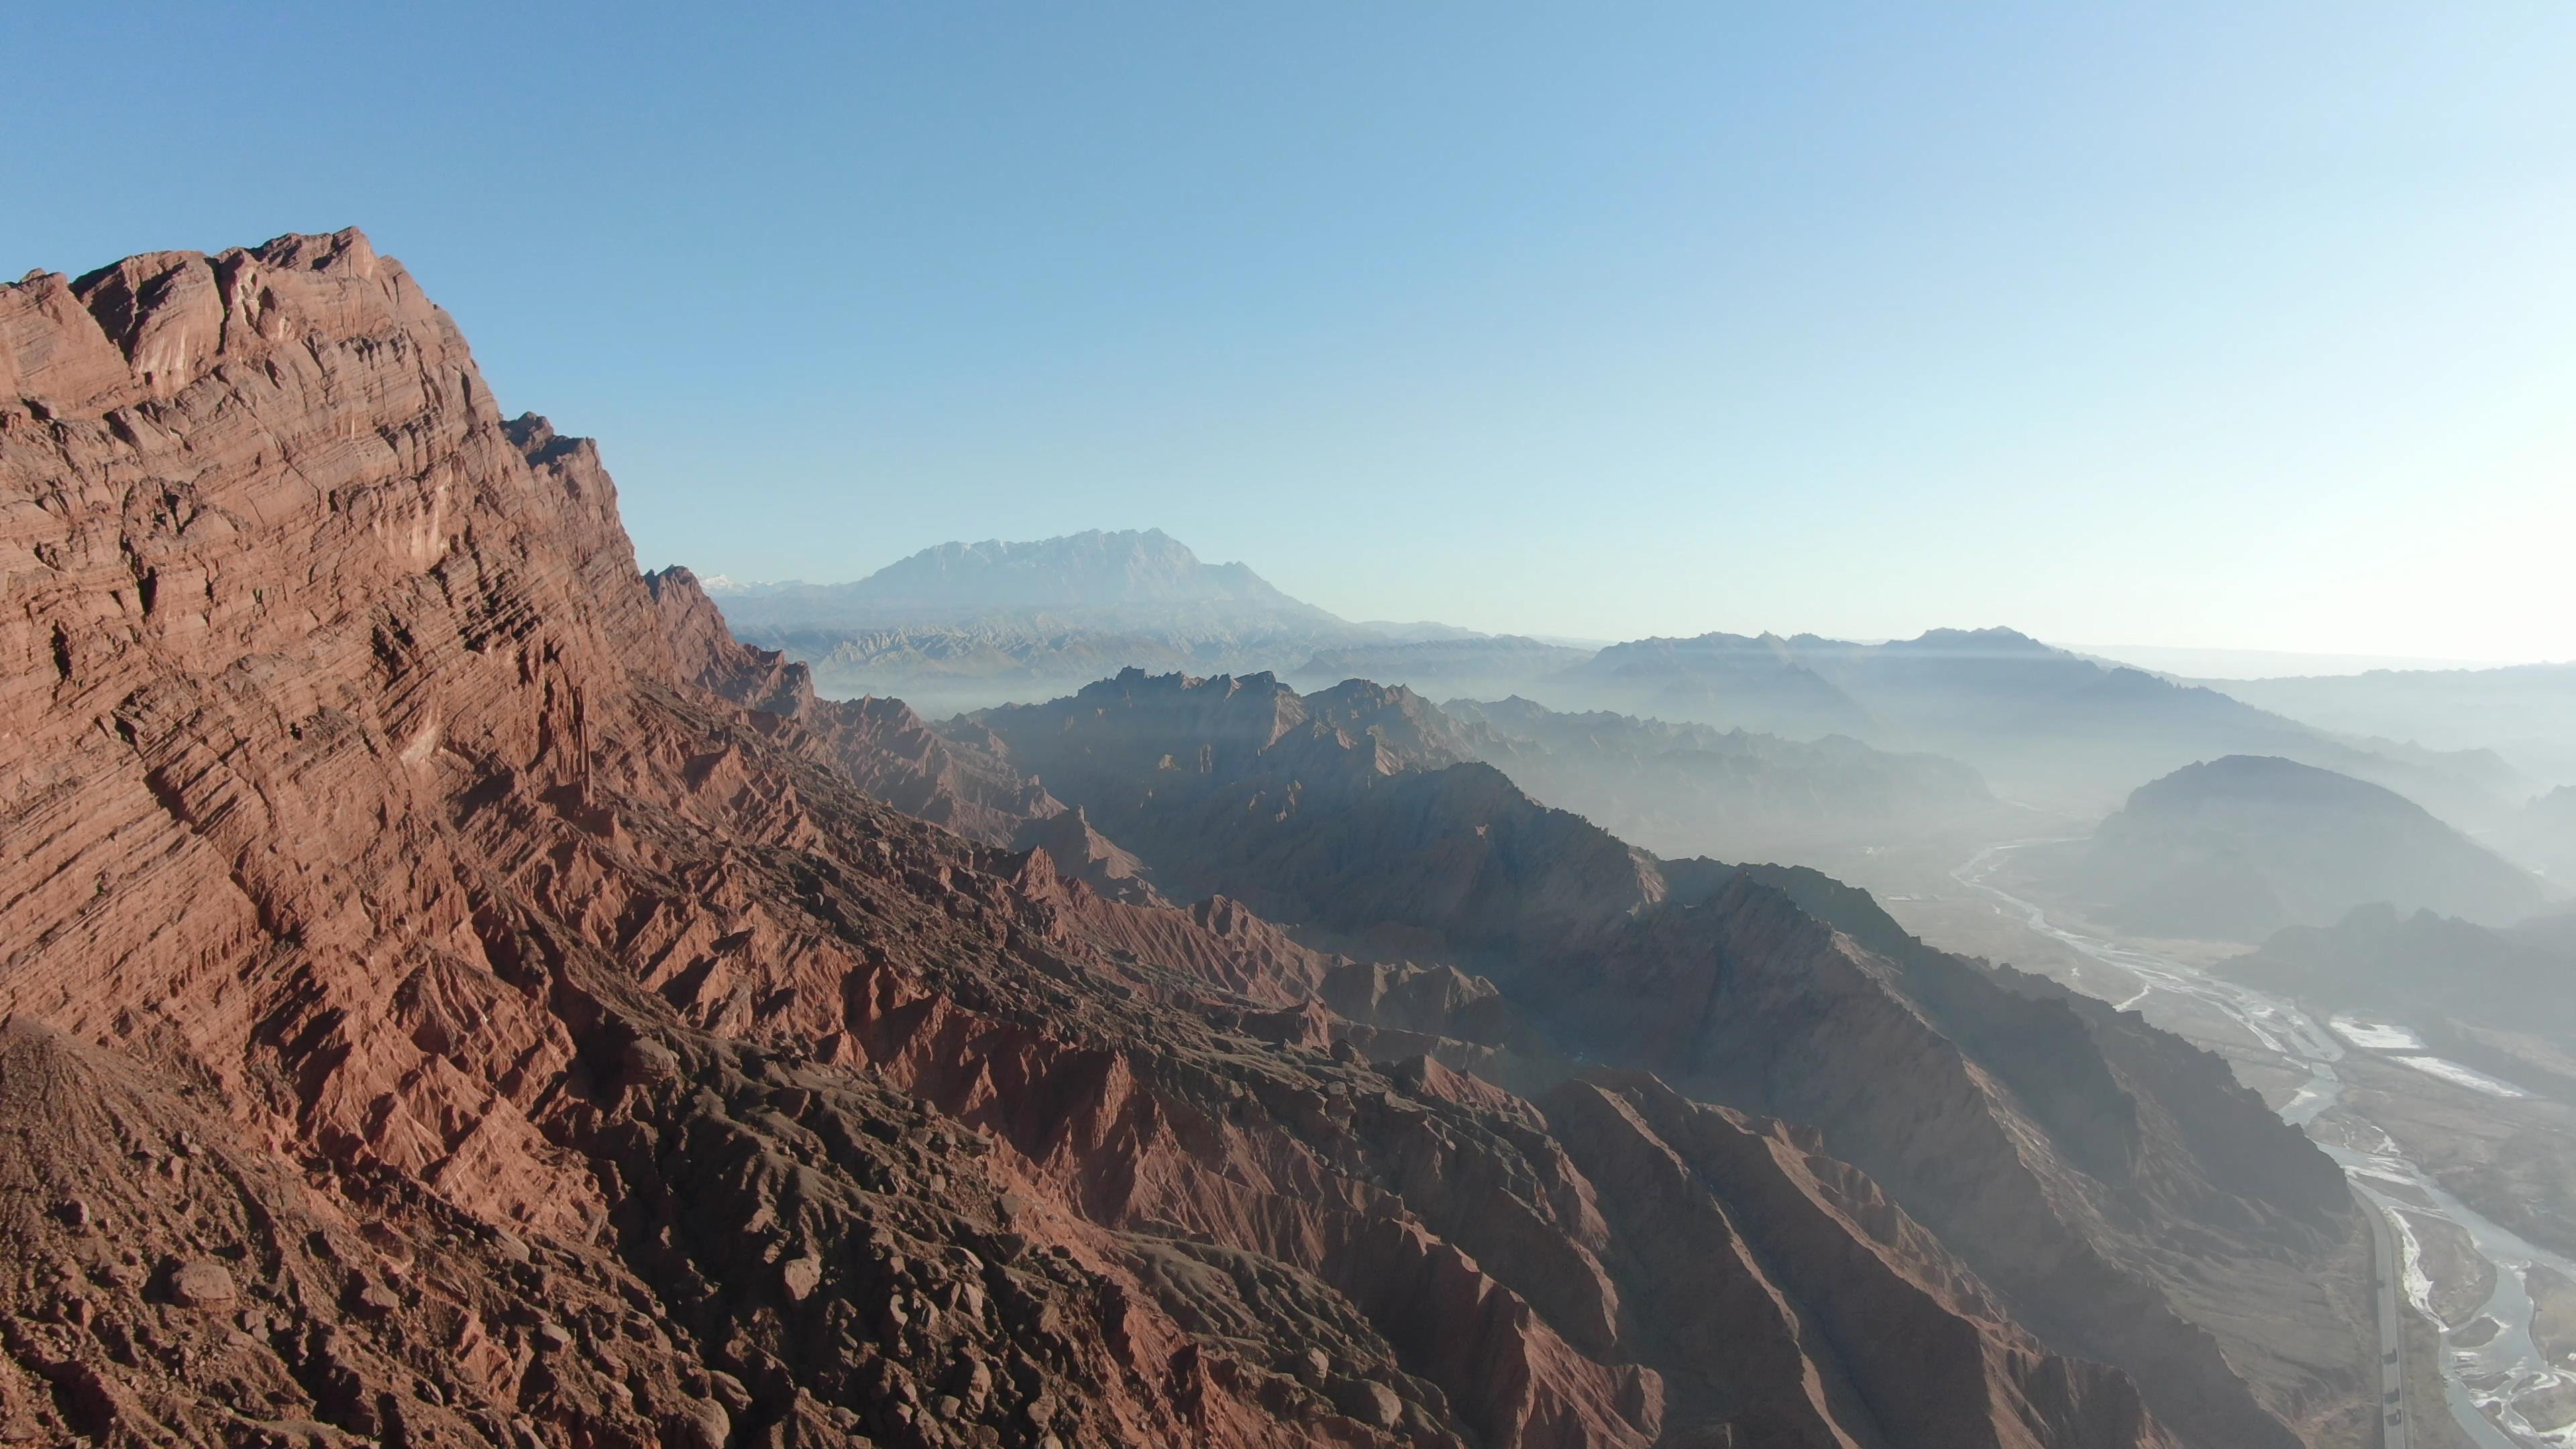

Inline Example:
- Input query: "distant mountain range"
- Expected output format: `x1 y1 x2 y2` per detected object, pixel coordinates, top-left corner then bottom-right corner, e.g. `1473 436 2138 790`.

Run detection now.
2021 755 2555 943
715 529 1395 712
701 529 2536 820
1440 696 2014 873
2204 662 2576 786
1541 627 2532 816
718 528 1338 627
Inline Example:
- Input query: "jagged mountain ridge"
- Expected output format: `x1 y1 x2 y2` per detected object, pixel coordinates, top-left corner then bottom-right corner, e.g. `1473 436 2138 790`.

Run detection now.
0 229 2324 1446
935 669 2379 1448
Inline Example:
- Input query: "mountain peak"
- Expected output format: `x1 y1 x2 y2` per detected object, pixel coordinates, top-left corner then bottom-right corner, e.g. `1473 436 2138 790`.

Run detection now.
1894 626 2057 655
715 528 1342 629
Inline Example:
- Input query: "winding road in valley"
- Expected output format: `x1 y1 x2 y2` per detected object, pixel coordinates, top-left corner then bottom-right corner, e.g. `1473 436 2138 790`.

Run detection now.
1953 841 2572 1449
2367 1195 2412 1449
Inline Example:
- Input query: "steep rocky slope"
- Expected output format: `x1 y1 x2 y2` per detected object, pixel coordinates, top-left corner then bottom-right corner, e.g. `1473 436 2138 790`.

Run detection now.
0 232 2259 1447
962 672 2381 1448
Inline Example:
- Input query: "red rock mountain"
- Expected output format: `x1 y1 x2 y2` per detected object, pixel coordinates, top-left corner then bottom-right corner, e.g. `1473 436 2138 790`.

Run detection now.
0 232 2367 1448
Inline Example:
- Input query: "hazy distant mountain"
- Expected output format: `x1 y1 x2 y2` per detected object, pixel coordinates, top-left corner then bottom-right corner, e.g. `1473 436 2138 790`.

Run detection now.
719 528 1340 628
1287 635 1593 700
1540 625 2447 810
694 573 802 598
2031 755 2553 942
1440 696 2010 871
1349 619 1492 643
2502 785 2576 885
2071 643 2514 679
712 529 1394 710
1548 630 1880 738
2208 662 2576 785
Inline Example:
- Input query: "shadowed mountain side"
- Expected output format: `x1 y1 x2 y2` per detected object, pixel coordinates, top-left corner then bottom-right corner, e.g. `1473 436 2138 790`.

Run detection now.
957 669 2375 1448
2229 905 2576 1091
2 233 2229 1448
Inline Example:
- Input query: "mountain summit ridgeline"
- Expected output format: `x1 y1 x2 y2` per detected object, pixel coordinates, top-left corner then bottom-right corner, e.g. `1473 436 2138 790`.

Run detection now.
0 232 2386 1448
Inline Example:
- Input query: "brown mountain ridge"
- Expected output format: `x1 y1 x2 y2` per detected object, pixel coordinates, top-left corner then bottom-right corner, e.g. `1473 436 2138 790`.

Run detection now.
0 231 2373 1447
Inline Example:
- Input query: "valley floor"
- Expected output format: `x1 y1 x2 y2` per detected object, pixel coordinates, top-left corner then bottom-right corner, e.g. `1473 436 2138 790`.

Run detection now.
1888 844 2576 1449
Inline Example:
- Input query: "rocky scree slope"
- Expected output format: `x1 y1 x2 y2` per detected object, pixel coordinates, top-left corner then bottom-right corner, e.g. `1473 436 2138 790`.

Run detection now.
0 232 2209 1448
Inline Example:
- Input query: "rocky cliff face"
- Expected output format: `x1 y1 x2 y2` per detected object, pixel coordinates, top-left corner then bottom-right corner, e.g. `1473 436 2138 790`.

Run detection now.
0 232 2343 1448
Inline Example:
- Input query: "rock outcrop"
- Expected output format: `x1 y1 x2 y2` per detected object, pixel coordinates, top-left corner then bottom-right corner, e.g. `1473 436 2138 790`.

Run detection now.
0 232 2351 1448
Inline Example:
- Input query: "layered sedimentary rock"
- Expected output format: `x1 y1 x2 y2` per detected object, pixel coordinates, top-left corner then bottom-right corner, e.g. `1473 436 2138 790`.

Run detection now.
0 232 2356 1448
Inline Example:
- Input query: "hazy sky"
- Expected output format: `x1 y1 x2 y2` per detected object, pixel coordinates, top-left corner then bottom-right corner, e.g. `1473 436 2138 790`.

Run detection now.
9 4 2572 659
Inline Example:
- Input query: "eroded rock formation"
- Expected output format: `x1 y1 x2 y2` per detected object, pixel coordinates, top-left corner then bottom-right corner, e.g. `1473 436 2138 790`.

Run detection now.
0 232 2363 1448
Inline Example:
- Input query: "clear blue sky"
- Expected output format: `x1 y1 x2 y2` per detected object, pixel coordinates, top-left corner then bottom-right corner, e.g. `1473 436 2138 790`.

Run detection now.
9 3 2572 659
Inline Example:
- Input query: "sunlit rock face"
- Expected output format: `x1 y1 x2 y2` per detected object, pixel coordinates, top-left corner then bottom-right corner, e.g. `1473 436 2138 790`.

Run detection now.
0 233 2365 1448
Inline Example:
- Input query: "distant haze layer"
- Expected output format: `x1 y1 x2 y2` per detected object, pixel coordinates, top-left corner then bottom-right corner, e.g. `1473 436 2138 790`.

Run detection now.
2063 643 2540 680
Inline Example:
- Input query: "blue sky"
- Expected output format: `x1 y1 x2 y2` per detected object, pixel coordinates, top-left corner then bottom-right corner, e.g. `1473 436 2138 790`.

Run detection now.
9 3 2572 659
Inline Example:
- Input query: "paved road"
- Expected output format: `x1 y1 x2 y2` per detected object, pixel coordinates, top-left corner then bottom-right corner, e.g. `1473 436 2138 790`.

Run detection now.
2367 1196 2410 1449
